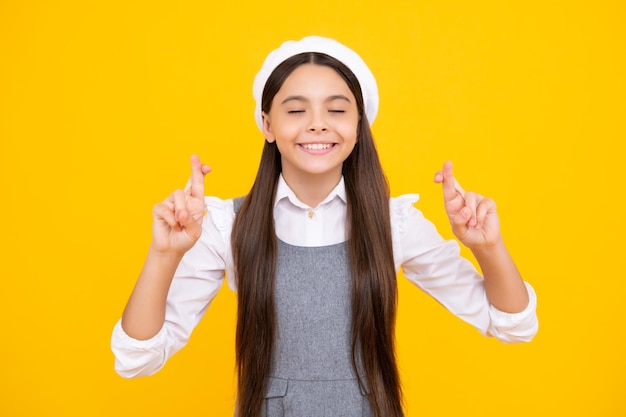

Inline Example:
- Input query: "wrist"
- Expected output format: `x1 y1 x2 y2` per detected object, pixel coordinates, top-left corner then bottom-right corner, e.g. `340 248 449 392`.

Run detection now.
469 235 506 258
148 242 187 262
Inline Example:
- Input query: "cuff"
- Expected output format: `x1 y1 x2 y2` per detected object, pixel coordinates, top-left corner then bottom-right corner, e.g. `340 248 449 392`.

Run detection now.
111 319 167 349
488 282 539 343
110 319 168 378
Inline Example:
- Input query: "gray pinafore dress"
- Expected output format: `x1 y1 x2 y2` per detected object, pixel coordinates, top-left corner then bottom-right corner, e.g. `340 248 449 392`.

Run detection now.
234 199 372 417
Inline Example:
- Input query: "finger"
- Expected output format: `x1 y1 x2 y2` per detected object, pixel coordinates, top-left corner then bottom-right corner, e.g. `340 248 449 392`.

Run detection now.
445 161 467 199
191 203 208 221
440 161 463 203
464 191 478 228
453 177 466 198
172 189 188 224
181 212 203 241
184 155 211 198
153 202 179 229
474 197 496 229
449 207 472 243
171 197 203 241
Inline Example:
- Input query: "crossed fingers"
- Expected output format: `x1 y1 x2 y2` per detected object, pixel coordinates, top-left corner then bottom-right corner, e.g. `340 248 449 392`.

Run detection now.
434 161 495 232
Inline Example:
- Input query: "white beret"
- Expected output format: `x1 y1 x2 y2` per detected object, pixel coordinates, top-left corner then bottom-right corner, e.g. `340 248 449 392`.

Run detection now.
252 35 379 132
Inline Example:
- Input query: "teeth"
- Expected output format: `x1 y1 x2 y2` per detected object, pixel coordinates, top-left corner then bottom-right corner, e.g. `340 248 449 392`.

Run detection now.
302 143 333 150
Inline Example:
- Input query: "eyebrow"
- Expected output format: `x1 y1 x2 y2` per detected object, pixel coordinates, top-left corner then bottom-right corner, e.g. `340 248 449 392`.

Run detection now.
280 95 352 105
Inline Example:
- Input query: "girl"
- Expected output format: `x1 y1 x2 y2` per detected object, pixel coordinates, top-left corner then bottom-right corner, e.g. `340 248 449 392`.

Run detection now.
111 36 538 417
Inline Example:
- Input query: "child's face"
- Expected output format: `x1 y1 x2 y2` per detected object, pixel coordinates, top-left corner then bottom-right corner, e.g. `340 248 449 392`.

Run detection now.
262 63 359 185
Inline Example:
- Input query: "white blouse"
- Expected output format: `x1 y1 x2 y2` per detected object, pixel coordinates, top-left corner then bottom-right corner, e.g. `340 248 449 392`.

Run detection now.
111 176 538 378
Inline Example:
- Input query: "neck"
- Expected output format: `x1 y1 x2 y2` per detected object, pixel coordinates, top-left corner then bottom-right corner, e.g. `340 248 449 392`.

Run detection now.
281 169 342 208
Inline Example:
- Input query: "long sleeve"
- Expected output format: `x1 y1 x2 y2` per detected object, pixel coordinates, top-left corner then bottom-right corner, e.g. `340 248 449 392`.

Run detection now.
111 197 236 377
391 194 538 343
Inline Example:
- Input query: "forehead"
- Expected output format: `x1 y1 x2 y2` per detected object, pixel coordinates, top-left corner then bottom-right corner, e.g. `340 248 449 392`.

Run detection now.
276 64 354 97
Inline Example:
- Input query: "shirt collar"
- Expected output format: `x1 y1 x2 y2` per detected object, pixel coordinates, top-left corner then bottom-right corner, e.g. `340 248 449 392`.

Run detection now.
274 174 347 209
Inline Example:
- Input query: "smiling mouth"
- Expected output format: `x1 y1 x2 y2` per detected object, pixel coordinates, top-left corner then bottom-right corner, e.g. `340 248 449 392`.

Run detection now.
299 143 336 151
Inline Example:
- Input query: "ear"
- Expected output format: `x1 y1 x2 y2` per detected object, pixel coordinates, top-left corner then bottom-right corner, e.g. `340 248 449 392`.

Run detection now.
262 112 275 143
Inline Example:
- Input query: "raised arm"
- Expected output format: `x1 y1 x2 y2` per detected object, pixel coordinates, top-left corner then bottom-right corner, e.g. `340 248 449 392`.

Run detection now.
434 161 529 313
121 155 211 340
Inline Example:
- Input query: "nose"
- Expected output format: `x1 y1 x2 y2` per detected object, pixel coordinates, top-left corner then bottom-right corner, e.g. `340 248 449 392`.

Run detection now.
307 110 328 133
308 125 328 132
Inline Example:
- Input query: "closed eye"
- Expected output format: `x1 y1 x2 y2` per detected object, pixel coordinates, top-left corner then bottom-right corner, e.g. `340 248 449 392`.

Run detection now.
287 110 305 114
329 110 345 113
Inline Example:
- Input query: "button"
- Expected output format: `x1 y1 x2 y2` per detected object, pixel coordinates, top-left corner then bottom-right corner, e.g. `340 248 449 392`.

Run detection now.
307 211 314 219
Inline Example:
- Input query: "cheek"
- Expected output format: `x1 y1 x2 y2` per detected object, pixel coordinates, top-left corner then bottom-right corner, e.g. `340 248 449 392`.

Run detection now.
337 121 359 143
273 126 300 145
272 116 302 137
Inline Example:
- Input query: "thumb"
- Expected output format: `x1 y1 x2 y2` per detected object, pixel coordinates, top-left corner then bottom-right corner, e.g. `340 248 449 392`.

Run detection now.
450 206 472 229
179 210 204 243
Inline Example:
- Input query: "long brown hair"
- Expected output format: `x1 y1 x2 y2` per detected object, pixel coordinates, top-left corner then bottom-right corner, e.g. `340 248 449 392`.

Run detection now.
231 52 403 416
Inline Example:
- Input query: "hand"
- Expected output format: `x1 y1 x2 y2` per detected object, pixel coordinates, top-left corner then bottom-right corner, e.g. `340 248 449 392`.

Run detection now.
434 161 501 249
151 155 211 254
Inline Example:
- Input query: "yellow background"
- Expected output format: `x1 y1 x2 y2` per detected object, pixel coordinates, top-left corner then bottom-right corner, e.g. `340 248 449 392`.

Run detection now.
1 0 624 415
